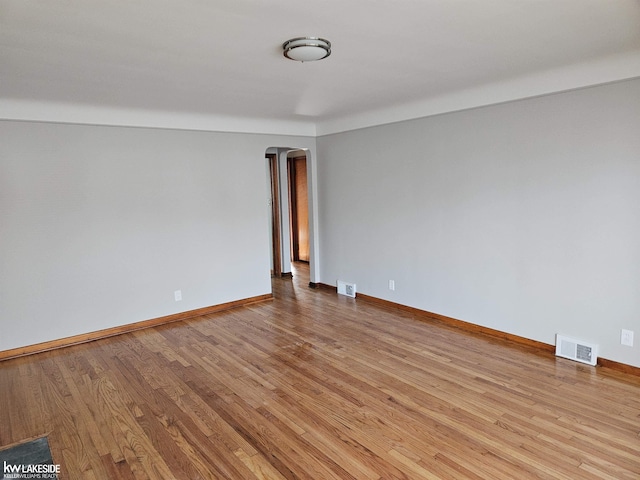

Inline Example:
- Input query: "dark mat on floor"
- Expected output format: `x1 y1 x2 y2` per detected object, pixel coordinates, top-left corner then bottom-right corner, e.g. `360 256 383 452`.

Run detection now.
0 437 57 479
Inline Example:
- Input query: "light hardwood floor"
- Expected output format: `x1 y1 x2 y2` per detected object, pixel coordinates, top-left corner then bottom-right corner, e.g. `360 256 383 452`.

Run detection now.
1 264 639 479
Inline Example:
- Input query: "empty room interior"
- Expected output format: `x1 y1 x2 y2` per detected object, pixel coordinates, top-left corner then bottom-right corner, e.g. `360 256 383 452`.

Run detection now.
1 1 640 478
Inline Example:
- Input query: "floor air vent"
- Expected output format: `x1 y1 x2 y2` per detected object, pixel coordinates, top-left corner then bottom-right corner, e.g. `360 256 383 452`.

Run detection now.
337 280 356 298
555 334 598 366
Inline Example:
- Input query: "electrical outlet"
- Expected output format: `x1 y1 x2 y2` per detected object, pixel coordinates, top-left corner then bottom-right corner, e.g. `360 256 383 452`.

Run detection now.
174 290 182 302
621 329 634 347
388 280 395 291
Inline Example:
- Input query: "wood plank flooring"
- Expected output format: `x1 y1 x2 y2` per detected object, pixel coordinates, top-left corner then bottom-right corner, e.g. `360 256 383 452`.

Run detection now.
1 263 639 479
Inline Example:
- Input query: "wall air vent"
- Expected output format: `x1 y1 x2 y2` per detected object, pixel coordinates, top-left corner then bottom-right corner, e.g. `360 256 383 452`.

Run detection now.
555 334 598 366
337 280 356 298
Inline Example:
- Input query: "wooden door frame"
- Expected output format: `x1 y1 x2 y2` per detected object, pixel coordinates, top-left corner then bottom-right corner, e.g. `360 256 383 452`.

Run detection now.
287 155 309 263
267 154 282 277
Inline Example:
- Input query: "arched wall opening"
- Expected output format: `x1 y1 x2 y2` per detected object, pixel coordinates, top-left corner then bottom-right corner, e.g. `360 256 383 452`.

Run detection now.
265 146 319 286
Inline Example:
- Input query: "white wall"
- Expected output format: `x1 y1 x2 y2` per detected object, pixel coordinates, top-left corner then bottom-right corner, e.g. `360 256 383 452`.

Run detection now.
0 120 315 351
317 78 640 368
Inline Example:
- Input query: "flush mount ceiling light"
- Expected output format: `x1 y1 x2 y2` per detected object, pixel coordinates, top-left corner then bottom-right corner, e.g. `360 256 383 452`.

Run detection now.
282 37 331 62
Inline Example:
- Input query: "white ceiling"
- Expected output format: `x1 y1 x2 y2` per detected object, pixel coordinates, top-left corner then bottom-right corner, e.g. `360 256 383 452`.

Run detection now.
2 0 640 135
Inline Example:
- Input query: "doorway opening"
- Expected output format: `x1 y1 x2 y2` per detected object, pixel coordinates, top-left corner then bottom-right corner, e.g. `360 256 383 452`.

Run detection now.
288 153 309 264
266 148 314 286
